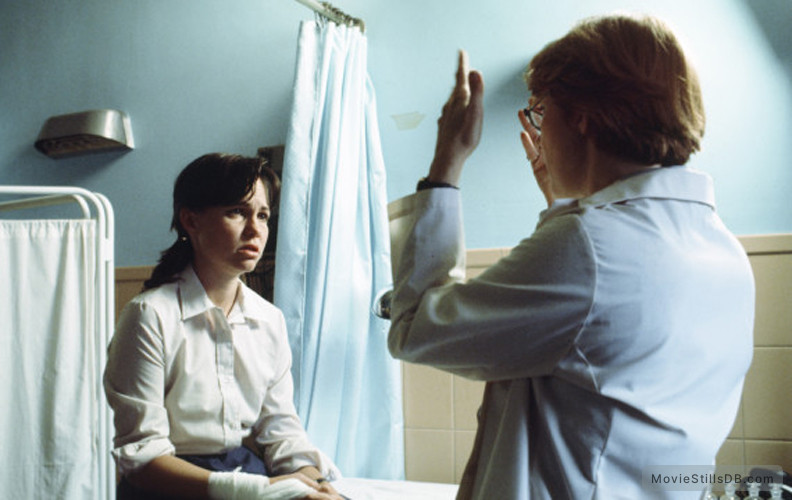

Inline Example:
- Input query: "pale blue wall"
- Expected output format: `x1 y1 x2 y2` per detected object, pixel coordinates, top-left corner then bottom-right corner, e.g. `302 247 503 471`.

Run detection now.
1 0 790 266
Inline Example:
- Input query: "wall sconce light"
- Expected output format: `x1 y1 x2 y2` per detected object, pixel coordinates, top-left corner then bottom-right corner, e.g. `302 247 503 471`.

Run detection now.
35 109 134 159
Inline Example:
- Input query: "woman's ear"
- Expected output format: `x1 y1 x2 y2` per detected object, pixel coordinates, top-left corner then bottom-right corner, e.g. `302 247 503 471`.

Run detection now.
575 111 589 136
179 208 198 236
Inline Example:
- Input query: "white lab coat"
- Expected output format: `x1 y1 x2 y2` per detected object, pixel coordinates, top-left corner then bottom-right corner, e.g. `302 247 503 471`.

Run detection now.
388 166 754 499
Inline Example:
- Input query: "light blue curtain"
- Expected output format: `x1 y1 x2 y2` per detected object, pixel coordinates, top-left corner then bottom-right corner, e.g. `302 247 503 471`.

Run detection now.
273 21 404 480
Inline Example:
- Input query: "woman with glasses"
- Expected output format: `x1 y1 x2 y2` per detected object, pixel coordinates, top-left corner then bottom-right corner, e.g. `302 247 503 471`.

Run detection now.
387 15 754 499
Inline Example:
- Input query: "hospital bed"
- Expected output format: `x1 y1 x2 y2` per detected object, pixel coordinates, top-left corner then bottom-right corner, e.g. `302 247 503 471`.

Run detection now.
334 477 459 499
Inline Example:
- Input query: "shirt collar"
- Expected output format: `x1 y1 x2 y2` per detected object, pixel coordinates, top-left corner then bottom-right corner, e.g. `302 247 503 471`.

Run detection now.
578 166 716 209
235 281 270 322
178 266 216 321
178 265 270 322
537 166 716 227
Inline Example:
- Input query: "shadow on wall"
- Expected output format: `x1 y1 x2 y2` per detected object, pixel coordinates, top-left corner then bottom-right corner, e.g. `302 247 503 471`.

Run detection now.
6 143 127 188
742 0 792 82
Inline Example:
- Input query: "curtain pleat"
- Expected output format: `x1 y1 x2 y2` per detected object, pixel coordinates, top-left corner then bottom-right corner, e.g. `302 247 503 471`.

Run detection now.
274 21 404 479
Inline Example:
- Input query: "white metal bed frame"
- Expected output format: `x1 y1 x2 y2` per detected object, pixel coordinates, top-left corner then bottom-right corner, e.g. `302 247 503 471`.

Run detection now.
0 186 115 500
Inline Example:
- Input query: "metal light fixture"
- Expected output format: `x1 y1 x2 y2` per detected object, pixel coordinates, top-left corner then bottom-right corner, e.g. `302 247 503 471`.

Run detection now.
35 109 134 159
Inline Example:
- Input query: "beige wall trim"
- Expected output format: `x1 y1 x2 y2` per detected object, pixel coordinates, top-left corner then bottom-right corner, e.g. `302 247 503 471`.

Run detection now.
116 266 154 281
115 233 792 278
739 233 792 255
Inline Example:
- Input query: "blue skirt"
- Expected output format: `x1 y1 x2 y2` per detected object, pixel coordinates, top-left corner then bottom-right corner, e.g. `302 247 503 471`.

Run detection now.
117 446 268 499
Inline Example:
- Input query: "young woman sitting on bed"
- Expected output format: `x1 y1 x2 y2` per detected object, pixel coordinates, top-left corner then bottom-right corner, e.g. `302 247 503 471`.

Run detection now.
104 153 344 500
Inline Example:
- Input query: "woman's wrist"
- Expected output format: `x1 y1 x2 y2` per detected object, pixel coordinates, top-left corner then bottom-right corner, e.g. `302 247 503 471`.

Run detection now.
208 470 319 500
297 465 324 480
427 156 463 187
207 470 269 500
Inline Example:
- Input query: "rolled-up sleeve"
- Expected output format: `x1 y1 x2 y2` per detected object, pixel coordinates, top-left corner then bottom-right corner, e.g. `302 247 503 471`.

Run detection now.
388 189 597 381
103 301 175 475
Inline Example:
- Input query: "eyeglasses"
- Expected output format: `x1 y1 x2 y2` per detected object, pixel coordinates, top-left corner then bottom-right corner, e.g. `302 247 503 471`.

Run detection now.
523 101 545 132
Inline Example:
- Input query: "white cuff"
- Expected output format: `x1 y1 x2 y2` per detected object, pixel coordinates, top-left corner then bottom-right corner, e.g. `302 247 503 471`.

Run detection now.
112 439 176 476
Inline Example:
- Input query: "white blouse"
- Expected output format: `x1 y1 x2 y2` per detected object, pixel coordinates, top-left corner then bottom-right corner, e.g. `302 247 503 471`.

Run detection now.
388 166 755 499
104 266 339 479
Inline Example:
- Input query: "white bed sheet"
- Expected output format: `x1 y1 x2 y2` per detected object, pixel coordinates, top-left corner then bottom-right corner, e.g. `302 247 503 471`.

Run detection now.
333 477 459 500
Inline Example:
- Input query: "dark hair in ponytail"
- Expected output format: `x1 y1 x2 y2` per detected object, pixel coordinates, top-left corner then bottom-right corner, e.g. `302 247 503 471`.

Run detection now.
143 153 280 290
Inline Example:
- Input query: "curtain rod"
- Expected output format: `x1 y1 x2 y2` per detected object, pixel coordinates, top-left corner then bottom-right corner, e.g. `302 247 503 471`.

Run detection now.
293 0 365 32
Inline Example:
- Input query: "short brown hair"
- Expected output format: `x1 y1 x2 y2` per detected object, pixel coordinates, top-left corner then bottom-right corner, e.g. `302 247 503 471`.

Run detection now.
525 14 705 166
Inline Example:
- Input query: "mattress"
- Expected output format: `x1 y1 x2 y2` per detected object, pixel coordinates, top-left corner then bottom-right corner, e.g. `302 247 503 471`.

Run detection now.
333 477 459 500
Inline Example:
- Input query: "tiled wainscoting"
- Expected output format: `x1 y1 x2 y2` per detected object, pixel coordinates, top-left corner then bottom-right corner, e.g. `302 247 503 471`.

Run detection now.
114 233 792 485
718 235 792 475
400 248 505 483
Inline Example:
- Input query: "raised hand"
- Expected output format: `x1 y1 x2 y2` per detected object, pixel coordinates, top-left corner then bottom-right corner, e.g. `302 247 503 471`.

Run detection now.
427 50 484 187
